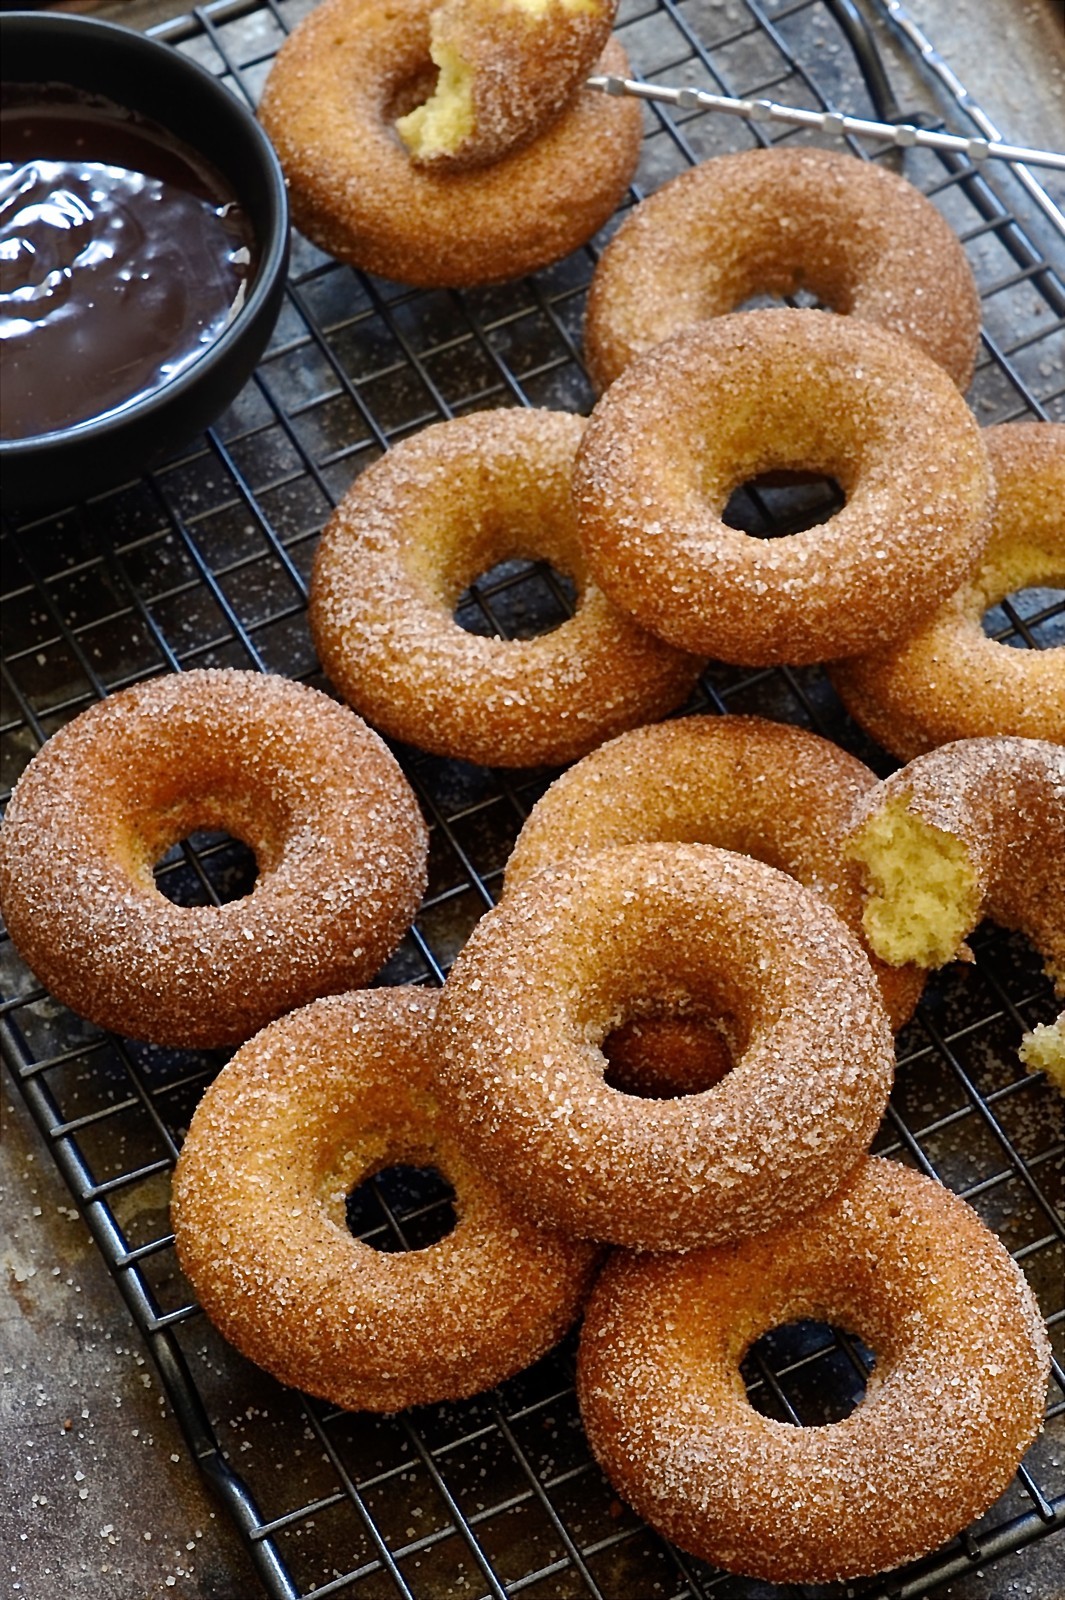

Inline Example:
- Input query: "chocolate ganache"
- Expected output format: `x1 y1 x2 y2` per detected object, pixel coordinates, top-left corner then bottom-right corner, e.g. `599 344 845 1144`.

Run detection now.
0 84 257 439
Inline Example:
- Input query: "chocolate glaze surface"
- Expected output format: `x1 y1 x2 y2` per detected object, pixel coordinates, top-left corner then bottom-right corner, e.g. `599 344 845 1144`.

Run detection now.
0 84 256 439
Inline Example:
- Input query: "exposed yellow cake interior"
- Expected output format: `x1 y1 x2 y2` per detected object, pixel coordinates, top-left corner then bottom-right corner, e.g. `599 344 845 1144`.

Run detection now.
396 0 601 162
846 794 978 968
396 39 475 160
1019 1016 1065 1095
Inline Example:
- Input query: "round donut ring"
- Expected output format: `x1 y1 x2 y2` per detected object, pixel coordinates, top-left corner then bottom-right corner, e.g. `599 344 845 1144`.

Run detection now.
309 410 704 768
831 422 1065 759
0 670 428 1049
258 0 641 287
583 145 981 391
172 988 600 1413
846 735 1065 1002
397 0 618 170
572 310 993 665
576 1156 1050 1584
432 842 894 1251
503 714 923 1031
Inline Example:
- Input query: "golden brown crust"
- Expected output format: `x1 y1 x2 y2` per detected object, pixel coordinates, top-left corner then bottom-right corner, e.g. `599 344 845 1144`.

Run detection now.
503 714 924 1029
583 146 982 391
848 734 1065 987
0 670 428 1048
831 422 1065 758
258 0 640 287
572 310 993 664
172 988 600 1412
576 1156 1050 1584
432 842 894 1250
309 410 703 767
400 0 618 170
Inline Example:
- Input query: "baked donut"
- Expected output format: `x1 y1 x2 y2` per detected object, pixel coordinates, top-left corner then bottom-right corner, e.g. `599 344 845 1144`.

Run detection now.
172 988 599 1412
0 670 427 1049
397 0 617 169
583 145 981 392
845 735 1065 1001
432 842 894 1250
309 409 703 768
831 422 1065 758
503 714 923 1030
577 1156 1050 1584
258 0 641 287
572 310 993 665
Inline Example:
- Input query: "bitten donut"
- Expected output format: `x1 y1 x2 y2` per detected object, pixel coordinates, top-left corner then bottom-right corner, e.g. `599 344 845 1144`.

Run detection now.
504 714 923 1030
846 736 1065 980
583 145 981 391
0 670 428 1049
577 1156 1050 1584
845 738 1065 1067
172 988 599 1412
832 422 1065 758
432 843 894 1250
397 0 617 169
573 310 993 665
258 0 641 287
309 410 703 768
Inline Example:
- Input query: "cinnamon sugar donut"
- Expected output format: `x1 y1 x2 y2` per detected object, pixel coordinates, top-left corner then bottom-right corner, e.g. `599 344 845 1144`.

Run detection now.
432 843 894 1250
845 736 1065 999
573 310 993 665
832 422 1065 758
309 410 703 768
504 714 923 1030
583 146 981 391
0 670 428 1049
397 0 617 170
577 1156 1050 1584
258 0 640 287
172 988 599 1412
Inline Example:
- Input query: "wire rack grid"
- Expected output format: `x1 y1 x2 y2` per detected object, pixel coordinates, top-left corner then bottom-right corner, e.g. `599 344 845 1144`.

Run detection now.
1 1 1063 1597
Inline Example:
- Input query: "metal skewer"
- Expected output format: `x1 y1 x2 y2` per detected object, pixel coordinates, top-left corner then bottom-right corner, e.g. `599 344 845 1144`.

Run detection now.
588 73 1065 173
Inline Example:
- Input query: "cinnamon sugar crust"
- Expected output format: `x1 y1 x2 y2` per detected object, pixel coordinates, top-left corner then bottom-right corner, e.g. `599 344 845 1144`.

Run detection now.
0 670 428 1048
577 1156 1050 1583
584 145 981 391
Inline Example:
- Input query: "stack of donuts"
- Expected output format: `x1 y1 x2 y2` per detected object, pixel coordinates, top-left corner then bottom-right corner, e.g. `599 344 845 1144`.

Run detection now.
1 7 1062 1585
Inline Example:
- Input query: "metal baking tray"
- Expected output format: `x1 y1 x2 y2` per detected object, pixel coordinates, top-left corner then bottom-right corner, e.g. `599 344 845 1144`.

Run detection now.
2 1 1063 1596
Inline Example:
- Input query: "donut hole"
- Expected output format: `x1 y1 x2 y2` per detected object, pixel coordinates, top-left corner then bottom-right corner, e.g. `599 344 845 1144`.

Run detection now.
455 557 578 640
722 472 846 538
345 1162 457 1252
742 1318 875 1425
387 64 442 128
153 829 259 907
736 286 833 314
603 1009 735 1099
982 585 1065 648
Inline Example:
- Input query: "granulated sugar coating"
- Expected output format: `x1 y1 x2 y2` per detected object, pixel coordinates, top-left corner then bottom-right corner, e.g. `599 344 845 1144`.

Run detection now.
503 712 924 1030
257 0 641 287
583 145 982 391
171 988 599 1413
309 409 703 768
432 841 895 1251
397 0 617 170
832 421 1065 757
576 1156 1051 1584
0 670 428 1048
572 309 993 664
846 734 1065 1008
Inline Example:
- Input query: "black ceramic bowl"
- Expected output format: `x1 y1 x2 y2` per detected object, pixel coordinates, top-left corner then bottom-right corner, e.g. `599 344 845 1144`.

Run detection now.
1 11 289 514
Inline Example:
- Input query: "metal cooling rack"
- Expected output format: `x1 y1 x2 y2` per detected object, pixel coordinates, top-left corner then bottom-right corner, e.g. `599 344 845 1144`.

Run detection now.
2 1 1064 1596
